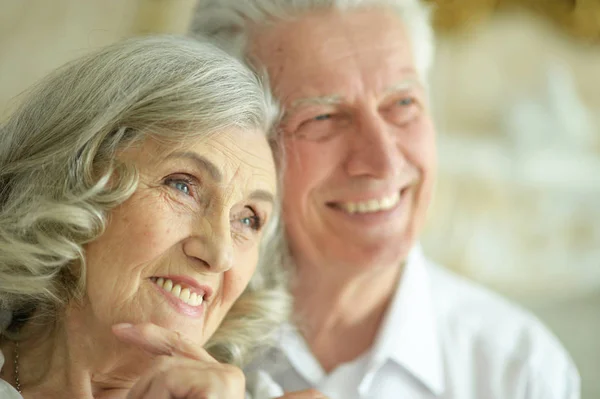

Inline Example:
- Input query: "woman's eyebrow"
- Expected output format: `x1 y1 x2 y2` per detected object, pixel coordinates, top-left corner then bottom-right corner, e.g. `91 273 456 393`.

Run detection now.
248 189 275 205
165 151 222 182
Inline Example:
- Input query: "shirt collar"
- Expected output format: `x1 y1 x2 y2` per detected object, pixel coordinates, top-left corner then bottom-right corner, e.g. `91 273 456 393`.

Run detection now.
279 323 326 384
360 244 445 395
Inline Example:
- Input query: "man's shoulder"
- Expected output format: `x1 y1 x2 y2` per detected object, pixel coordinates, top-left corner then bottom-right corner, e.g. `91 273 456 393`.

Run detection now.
425 260 544 333
424 259 578 388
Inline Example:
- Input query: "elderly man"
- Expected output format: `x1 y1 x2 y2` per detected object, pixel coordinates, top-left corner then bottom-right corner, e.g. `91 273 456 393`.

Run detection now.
190 1 580 398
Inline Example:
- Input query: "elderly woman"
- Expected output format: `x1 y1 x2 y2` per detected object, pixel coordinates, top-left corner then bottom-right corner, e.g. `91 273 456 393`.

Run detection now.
0 35 295 398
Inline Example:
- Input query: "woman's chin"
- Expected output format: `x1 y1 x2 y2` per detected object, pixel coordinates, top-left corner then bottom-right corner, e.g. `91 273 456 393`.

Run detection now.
147 310 209 344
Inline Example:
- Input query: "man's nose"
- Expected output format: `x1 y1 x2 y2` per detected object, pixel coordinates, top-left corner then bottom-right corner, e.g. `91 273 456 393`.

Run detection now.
182 216 234 274
344 113 405 179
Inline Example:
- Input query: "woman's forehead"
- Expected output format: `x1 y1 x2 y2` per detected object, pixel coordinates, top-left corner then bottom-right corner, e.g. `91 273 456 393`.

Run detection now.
132 130 277 193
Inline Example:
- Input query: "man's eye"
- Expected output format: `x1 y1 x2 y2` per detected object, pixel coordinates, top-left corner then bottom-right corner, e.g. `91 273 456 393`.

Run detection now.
397 97 415 106
314 114 332 121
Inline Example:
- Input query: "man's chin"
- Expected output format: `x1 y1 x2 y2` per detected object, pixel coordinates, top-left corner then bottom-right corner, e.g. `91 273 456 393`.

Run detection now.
326 236 414 270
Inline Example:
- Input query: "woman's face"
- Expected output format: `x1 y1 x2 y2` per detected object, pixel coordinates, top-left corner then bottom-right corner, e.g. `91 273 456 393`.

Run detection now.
81 128 276 346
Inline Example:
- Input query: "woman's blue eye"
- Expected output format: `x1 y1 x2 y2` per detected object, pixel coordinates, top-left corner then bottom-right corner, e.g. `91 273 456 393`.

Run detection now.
240 215 261 231
165 178 192 196
174 182 190 195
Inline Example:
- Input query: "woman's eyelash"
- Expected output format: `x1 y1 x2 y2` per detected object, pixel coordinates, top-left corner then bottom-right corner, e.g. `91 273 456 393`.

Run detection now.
162 177 267 232
164 175 196 196
241 207 264 231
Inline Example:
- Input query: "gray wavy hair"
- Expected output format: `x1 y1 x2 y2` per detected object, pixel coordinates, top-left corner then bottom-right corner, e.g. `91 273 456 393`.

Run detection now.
0 35 289 366
189 0 435 80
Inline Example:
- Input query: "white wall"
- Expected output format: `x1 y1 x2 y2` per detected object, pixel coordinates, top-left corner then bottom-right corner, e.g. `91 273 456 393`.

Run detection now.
424 13 600 398
0 0 196 118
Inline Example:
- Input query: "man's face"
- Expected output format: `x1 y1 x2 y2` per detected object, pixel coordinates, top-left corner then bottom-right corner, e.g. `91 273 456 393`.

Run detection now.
250 8 437 272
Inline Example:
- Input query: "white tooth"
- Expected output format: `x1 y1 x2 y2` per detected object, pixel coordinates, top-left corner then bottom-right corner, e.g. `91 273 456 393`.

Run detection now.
367 199 379 212
380 196 392 209
156 277 164 287
197 295 204 305
180 288 191 303
189 292 198 306
172 284 182 297
384 194 398 209
357 202 368 213
163 279 173 292
343 193 401 214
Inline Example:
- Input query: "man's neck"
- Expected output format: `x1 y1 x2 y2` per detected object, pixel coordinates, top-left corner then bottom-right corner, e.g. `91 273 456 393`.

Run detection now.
292 259 403 373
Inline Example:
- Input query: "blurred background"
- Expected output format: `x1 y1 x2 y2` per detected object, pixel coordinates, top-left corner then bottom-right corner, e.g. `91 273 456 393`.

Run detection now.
1 0 598 396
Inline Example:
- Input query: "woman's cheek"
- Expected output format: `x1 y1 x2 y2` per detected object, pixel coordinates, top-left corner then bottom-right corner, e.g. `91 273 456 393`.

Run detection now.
225 257 257 302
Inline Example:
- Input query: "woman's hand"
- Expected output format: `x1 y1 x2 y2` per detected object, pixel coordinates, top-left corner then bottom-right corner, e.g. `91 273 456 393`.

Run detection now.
112 323 245 399
275 389 329 398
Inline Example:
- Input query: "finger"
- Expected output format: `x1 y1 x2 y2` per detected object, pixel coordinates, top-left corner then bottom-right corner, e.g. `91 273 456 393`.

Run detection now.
126 369 154 399
275 389 329 399
125 357 177 399
127 363 245 399
112 323 216 363
142 367 245 399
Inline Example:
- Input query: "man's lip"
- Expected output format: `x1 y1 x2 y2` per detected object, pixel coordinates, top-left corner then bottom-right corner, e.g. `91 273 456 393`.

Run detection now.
150 275 213 300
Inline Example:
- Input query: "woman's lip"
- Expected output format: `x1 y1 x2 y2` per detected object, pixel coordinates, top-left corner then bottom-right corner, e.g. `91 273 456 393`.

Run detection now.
150 275 214 300
150 282 205 318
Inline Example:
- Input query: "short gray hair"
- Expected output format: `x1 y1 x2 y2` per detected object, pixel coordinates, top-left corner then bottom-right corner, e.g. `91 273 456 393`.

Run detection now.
189 0 435 80
0 35 288 366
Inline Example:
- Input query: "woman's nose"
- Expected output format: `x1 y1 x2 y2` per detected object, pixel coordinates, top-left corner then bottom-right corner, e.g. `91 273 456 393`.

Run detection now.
182 217 234 273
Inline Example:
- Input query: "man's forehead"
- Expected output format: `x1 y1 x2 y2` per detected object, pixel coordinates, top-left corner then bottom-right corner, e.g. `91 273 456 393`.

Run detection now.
254 25 414 87
251 7 411 66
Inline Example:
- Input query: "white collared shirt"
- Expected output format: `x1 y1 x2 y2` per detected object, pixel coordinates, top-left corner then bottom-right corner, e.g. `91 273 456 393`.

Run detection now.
245 247 581 399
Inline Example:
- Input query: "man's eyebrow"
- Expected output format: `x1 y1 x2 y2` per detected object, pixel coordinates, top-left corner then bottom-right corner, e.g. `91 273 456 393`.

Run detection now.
289 79 422 110
384 77 423 95
165 152 222 182
289 94 343 109
248 189 275 204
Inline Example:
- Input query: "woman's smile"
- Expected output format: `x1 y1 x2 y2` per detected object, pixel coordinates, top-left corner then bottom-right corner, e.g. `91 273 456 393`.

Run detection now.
149 276 212 318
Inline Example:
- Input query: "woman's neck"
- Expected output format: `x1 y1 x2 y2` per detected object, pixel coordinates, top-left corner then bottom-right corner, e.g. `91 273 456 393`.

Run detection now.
2 306 151 398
